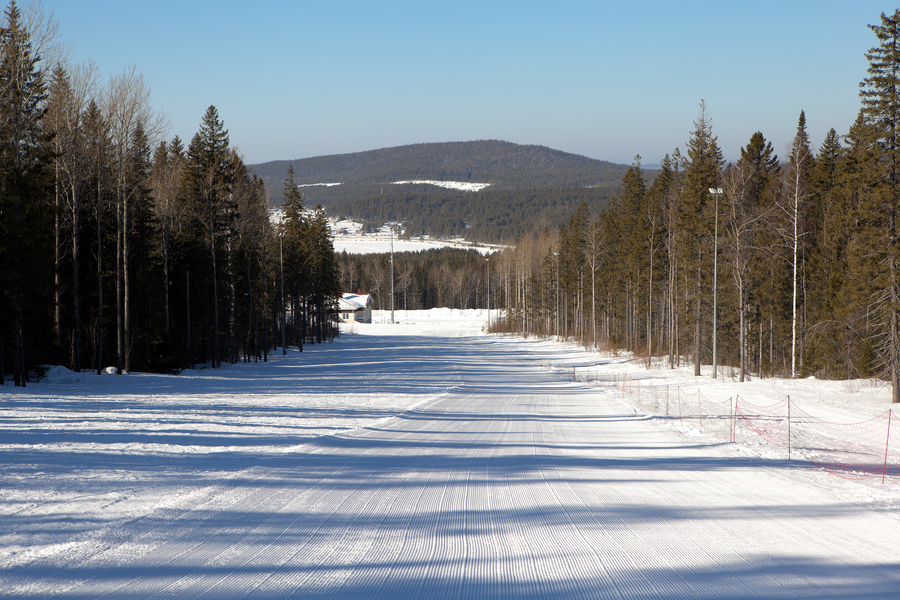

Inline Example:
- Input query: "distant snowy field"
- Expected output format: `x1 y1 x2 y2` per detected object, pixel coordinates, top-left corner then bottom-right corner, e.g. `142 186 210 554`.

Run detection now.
271 179 504 256
330 220 502 256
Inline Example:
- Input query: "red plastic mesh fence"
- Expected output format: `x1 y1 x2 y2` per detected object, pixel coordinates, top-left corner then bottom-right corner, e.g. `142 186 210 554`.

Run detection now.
788 403 899 483
543 360 900 485
734 395 791 448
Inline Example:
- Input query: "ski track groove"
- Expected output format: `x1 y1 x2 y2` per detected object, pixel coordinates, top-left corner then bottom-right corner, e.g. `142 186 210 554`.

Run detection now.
5 334 900 598
528 400 626 600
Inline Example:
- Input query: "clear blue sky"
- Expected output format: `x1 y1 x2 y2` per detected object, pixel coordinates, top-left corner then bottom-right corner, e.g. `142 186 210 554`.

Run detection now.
40 0 892 167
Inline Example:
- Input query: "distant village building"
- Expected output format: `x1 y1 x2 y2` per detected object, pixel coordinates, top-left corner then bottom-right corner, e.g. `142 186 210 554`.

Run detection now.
339 292 373 323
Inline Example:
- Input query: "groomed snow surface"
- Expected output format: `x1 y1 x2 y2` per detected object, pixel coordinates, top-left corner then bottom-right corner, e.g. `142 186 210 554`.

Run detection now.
2 308 899 598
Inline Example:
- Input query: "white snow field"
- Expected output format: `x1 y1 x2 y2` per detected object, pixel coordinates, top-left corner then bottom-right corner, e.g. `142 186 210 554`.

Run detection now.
2 310 900 598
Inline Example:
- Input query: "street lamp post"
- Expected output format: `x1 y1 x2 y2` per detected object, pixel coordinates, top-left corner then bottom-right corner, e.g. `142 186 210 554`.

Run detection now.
554 252 560 339
485 257 490 330
390 223 395 325
709 187 723 379
280 230 286 355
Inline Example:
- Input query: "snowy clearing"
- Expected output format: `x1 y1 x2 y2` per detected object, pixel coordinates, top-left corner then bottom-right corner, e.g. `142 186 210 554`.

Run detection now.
331 221 502 256
2 310 899 598
391 180 491 192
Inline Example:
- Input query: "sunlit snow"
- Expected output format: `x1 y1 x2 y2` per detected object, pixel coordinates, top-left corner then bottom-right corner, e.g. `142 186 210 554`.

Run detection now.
2 310 899 597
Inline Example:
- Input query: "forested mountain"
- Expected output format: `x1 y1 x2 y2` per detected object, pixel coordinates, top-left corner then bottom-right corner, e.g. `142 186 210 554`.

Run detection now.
250 140 628 199
250 140 636 242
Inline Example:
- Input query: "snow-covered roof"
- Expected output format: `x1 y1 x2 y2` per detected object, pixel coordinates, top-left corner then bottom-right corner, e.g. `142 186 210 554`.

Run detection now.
338 298 359 312
342 293 372 310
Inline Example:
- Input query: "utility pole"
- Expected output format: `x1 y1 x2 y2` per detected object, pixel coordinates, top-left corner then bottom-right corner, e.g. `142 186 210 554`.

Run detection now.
709 188 723 379
554 252 560 339
280 229 286 355
390 222 395 325
486 256 491 330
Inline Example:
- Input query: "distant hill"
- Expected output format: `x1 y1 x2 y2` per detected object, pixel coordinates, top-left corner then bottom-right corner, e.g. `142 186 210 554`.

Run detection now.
248 140 645 242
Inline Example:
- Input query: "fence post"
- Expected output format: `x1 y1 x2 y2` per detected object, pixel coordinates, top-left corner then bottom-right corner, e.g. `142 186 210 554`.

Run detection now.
678 387 682 420
698 390 702 428
730 396 734 442
883 409 893 484
787 395 791 462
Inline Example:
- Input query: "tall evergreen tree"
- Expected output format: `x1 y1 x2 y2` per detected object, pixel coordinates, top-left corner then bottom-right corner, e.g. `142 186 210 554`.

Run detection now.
0 0 54 385
680 100 724 376
182 105 232 368
281 165 308 350
860 9 900 402
82 98 113 375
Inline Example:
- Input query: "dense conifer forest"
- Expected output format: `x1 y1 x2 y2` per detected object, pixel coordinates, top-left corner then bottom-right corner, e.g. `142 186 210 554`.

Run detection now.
0 1 339 385
488 9 900 404
5 0 900 408
332 185 616 243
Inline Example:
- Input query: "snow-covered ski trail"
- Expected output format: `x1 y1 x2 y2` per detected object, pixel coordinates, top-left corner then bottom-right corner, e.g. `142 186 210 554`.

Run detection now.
3 333 900 598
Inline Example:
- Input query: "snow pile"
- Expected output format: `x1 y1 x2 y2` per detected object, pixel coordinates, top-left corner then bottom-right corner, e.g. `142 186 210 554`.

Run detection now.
392 180 490 192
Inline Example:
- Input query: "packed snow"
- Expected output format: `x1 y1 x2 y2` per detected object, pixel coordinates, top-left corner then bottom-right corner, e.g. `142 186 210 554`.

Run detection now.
2 310 899 598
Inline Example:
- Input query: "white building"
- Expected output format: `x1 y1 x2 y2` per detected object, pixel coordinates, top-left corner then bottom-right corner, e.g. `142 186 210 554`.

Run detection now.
339 292 373 323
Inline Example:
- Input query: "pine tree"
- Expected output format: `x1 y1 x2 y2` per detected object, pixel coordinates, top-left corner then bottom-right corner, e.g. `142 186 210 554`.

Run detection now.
281 165 306 350
0 0 54 386
82 98 113 375
860 10 900 402
182 105 232 368
150 137 185 336
681 100 724 376
617 159 648 352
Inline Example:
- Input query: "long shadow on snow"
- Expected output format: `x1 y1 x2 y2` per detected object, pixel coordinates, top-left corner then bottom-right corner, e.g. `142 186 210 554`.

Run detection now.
10 501 900 600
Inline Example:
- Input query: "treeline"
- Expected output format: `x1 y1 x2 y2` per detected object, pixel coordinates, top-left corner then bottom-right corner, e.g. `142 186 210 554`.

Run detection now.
493 10 900 404
0 2 338 385
337 247 490 311
330 185 617 243
250 139 631 205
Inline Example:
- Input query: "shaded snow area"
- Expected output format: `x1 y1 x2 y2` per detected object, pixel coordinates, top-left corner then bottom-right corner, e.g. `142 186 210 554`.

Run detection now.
2 311 900 598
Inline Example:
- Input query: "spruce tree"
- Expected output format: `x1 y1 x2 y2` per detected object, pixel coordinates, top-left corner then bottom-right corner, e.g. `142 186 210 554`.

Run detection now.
182 106 232 367
0 0 54 385
281 165 306 350
681 101 724 376
860 10 900 402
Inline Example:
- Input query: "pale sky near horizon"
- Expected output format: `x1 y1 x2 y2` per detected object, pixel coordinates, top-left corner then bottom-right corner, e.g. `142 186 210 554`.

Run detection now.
36 1 895 168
